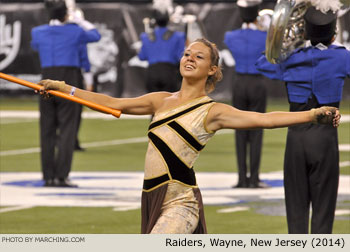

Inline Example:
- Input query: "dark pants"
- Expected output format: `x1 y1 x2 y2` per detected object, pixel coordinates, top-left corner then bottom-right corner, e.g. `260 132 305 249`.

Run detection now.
75 103 83 148
40 67 83 180
232 74 267 185
284 99 339 234
146 63 180 93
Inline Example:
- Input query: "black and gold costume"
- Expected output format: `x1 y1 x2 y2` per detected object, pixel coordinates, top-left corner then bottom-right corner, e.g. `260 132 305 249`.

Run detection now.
141 96 215 234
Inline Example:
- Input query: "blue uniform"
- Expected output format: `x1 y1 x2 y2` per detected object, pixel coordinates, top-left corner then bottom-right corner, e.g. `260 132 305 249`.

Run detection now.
31 22 100 184
31 23 100 68
138 27 185 65
224 27 267 74
224 25 267 188
138 27 185 93
255 44 350 104
256 43 350 233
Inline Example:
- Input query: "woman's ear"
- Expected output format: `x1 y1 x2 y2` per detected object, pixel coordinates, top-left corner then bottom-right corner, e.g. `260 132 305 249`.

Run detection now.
208 65 217 76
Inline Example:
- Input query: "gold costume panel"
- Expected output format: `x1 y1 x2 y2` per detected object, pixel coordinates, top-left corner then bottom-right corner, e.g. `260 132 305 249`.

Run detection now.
141 96 215 234
144 96 215 180
151 182 199 234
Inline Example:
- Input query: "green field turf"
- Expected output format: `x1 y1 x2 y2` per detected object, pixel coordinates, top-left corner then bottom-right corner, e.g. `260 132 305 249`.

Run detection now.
1 204 349 234
0 97 349 234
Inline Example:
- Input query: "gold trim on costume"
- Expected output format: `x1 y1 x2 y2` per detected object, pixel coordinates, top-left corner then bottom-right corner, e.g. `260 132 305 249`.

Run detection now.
152 128 192 169
142 178 199 193
144 172 169 180
142 181 170 192
153 95 209 118
165 124 200 153
149 103 212 133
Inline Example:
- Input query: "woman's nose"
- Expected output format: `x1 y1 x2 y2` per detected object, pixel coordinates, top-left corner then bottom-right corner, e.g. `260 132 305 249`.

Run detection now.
186 55 194 61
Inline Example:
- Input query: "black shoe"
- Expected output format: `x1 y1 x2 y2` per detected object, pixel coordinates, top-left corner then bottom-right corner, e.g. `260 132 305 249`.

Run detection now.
43 179 54 187
53 178 78 188
75 146 86 151
232 182 249 188
249 181 270 188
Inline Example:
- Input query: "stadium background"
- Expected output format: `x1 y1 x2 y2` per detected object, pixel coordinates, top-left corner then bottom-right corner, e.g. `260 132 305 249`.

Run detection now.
1 0 350 100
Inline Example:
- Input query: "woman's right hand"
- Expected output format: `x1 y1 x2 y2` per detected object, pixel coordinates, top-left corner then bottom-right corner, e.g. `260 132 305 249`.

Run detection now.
37 79 72 98
38 79 67 91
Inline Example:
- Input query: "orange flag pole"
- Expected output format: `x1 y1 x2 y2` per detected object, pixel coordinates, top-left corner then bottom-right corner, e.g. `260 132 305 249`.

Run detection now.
0 72 121 118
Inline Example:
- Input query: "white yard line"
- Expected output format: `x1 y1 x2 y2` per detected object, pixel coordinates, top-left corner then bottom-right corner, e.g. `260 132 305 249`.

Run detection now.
0 129 233 156
0 110 150 120
0 147 41 156
339 145 350 151
340 161 350 168
0 205 34 213
0 112 349 160
217 206 250 213
0 137 149 156
0 128 349 159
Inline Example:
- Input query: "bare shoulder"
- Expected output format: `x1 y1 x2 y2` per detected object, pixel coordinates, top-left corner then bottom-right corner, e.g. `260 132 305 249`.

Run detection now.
208 102 237 118
145 91 173 110
206 103 240 132
152 91 183 112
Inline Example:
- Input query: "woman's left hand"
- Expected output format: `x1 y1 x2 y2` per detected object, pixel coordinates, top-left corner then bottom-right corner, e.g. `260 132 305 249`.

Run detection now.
311 106 341 127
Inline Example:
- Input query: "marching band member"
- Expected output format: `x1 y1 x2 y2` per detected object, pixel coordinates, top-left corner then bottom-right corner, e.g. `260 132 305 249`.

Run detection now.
224 0 269 188
31 0 100 187
138 0 185 93
256 5 350 233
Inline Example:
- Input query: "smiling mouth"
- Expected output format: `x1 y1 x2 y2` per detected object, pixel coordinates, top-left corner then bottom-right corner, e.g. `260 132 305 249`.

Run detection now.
184 64 195 70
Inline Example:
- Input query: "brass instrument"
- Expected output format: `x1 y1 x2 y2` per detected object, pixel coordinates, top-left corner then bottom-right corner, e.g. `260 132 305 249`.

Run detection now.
266 0 350 64
265 0 309 63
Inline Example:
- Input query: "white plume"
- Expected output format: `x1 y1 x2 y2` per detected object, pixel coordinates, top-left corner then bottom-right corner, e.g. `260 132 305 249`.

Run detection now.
153 0 173 14
295 0 343 13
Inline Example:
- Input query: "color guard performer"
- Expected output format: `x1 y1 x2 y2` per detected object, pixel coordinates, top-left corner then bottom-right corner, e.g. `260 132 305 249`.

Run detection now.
38 38 340 233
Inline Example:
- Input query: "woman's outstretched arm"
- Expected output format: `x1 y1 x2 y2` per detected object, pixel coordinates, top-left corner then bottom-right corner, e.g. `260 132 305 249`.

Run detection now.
206 103 340 132
38 79 170 115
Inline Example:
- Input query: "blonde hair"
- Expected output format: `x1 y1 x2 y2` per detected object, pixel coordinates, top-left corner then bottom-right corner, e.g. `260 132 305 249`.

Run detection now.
194 38 223 93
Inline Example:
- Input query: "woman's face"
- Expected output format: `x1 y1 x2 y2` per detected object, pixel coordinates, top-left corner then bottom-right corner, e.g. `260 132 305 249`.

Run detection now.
180 42 215 82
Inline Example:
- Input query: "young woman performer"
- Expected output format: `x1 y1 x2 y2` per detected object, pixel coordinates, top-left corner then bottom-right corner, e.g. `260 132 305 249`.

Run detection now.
39 38 340 234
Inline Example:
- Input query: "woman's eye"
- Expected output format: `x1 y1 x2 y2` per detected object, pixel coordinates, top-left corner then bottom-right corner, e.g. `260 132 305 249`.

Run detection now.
197 55 203 59
184 53 190 56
